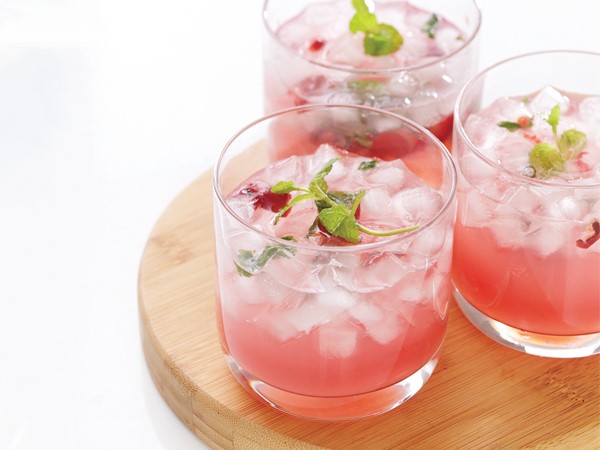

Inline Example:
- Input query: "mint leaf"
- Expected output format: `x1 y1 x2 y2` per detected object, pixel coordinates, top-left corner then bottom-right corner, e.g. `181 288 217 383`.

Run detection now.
529 142 564 178
421 14 439 39
273 193 316 224
316 191 358 212
271 156 418 243
358 160 378 171
309 158 339 197
546 104 560 136
364 24 403 56
347 78 383 92
497 121 522 131
318 204 360 243
271 181 297 194
352 0 370 12
350 10 377 33
558 129 587 161
349 0 403 56
526 104 587 179
234 243 296 277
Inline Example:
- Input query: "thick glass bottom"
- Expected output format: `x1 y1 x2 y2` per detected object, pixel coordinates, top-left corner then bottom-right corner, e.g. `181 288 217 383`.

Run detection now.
453 287 600 358
224 346 441 421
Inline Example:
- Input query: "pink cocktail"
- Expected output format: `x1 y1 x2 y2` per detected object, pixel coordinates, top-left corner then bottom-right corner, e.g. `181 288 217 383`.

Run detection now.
452 51 600 358
263 0 480 148
213 105 457 419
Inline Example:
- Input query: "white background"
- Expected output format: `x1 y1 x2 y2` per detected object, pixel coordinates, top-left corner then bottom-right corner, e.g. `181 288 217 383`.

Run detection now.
0 1 598 448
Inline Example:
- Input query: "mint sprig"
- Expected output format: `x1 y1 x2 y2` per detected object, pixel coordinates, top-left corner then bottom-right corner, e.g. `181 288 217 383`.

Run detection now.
358 160 378 171
270 158 419 243
350 0 403 56
527 105 587 179
421 14 439 39
235 238 297 277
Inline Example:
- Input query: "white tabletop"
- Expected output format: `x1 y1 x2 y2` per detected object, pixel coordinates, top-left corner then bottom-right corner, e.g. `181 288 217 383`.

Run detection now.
0 1 598 448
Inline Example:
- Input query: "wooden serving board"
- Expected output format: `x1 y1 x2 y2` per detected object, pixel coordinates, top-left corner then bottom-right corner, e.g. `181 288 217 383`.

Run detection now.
138 168 600 450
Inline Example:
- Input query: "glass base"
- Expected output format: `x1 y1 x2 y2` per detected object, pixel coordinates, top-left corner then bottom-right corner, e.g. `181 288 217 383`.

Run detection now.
453 287 600 358
224 346 441 421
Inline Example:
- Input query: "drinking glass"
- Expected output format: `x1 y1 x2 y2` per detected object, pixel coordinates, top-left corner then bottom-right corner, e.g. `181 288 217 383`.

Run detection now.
452 51 600 358
263 0 481 149
213 104 457 419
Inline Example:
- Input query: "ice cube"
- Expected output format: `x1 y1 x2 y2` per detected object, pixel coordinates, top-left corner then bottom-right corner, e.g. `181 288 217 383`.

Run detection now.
366 165 406 190
529 86 569 115
504 185 543 215
391 187 443 224
369 313 403 345
579 96 600 128
262 314 299 342
457 187 492 228
280 298 330 334
525 223 569 257
349 298 399 344
349 301 384 326
334 252 409 293
457 149 500 187
360 187 392 221
488 216 528 249
262 250 325 294
318 319 358 358
429 270 451 320
390 270 428 304
548 195 589 221
280 287 356 335
273 197 317 238
409 226 447 258
314 285 357 315
324 32 367 68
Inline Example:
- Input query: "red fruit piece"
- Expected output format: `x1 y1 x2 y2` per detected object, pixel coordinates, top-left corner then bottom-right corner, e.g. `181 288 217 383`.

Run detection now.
347 129 416 161
427 114 454 142
239 182 291 214
308 39 326 52
517 116 532 128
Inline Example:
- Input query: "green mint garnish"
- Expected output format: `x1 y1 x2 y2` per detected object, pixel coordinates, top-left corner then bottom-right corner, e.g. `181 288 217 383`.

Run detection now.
529 142 565 179
557 128 587 161
497 121 523 132
350 0 403 56
497 116 532 132
545 104 560 137
318 203 360 243
347 78 383 92
358 160 378 171
421 14 439 39
527 104 587 179
455 34 464 41
235 242 296 277
271 158 419 243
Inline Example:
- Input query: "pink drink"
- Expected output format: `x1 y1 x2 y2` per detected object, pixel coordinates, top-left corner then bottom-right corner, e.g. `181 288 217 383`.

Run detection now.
263 0 481 146
213 106 456 419
453 78 600 355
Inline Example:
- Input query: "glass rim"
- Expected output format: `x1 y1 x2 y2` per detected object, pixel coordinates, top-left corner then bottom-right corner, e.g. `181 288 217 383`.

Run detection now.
262 0 481 75
213 103 457 253
454 49 600 190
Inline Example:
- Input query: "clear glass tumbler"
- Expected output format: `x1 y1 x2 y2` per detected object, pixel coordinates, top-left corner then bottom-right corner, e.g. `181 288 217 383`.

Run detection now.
213 104 457 420
263 0 480 149
452 51 600 358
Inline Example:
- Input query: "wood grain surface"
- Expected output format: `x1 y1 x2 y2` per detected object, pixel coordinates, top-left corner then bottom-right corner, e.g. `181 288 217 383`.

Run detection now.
138 167 600 450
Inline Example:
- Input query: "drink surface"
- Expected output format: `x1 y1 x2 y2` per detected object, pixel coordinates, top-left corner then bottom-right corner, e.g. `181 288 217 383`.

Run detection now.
264 0 476 142
217 145 451 396
453 87 600 336
277 1 465 70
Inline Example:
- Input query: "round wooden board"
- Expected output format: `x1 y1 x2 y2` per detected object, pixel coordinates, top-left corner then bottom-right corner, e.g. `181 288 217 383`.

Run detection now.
138 169 600 450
